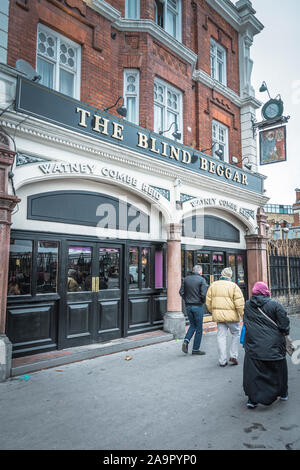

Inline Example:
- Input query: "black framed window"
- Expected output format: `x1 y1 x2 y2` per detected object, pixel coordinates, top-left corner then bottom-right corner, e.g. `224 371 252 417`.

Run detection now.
8 238 60 296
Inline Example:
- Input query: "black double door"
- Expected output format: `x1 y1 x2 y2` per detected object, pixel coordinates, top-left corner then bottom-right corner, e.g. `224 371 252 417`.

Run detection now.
59 241 123 348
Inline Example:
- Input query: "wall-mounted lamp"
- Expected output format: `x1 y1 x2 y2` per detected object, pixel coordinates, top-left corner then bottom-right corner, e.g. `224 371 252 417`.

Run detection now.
232 156 252 171
104 97 127 117
201 142 223 159
259 81 271 100
159 121 181 140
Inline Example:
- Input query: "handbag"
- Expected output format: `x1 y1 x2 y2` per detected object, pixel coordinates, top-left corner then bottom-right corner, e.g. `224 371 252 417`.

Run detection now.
257 307 295 357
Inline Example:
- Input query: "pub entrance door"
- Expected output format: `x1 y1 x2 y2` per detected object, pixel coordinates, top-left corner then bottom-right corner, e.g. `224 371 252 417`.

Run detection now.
59 241 123 349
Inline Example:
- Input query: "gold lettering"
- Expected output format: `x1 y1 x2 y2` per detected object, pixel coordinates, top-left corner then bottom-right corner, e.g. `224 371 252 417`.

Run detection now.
169 145 180 161
93 115 109 135
161 141 169 157
149 137 159 154
137 132 148 149
209 161 216 173
216 164 224 176
76 107 90 128
241 174 248 186
112 122 124 141
200 157 208 171
182 150 191 164
224 168 232 179
232 171 241 183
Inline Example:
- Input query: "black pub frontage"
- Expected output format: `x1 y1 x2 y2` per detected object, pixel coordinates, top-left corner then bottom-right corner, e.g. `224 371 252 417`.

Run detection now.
2 74 268 361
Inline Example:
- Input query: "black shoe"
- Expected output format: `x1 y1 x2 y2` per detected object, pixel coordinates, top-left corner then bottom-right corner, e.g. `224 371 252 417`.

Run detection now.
219 362 228 367
192 350 206 355
182 340 188 354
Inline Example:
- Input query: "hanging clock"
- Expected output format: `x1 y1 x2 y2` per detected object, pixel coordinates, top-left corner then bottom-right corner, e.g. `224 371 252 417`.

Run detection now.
261 97 284 121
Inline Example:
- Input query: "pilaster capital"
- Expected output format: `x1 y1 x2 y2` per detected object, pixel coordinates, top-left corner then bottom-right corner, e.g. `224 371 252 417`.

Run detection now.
166 223 182 241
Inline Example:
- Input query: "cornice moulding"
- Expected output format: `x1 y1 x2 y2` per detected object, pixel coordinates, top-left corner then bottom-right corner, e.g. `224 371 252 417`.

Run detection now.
84 0 121 22
192 69 242 107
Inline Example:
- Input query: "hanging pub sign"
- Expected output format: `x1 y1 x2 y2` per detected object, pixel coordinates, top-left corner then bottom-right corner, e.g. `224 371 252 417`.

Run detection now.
259 125 287 166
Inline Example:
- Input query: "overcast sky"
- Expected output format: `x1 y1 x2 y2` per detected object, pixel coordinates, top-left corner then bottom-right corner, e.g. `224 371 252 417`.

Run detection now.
250 0 300 205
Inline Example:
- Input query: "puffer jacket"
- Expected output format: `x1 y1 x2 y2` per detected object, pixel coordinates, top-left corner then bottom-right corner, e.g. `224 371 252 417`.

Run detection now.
244 294 290 361
205 278 245 322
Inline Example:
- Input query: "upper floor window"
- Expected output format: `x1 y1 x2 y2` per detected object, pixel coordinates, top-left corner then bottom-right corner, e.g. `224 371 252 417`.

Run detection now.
154 78 182 142
212 120 228 162
123 69 140 125
210 39 227 86
36 24 81 99
125 0 140 19
154 0 181 42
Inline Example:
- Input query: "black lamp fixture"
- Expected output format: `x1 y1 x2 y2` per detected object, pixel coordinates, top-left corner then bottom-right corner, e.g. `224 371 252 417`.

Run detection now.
104 96 127 117
159 121 181 140
232 156 252 171
259 81 271 100
201 142 224 159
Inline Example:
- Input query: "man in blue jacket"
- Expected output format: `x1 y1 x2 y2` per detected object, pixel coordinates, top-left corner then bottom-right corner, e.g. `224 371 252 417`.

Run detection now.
179 265 208 355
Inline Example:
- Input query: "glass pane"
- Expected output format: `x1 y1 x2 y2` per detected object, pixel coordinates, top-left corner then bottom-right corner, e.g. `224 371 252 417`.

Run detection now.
129 247 138 289
99 248 120 289
155 249 163 288
166 9 176 38
154 104 163 134
142 247 150 288
213 252 224 281
186 251 194 275
59 68 74 97
67 246 92 292
237 255 245 286
126 97 137 124
37 57 54 89
37 241 59 293
228 254 236 283
8 240 32 295
127 0 138 18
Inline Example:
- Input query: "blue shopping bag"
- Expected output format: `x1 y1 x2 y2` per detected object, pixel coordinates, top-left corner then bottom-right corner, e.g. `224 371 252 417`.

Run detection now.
240 324 246 347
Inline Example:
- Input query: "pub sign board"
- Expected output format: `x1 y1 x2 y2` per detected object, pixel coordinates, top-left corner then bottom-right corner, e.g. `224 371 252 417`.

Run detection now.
15 77 264 194
259 125 287 166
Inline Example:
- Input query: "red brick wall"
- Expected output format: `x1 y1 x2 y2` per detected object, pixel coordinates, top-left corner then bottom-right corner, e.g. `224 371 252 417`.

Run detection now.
7 0 241 160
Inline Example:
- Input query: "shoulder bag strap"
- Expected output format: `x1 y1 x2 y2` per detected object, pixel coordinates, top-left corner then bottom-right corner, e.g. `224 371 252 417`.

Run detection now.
257 306 278 328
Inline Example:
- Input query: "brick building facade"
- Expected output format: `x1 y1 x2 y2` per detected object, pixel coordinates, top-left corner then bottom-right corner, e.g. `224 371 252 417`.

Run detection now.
0 0 269 379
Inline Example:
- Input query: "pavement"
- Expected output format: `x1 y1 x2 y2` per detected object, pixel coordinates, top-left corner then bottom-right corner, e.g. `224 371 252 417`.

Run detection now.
1 315 300 451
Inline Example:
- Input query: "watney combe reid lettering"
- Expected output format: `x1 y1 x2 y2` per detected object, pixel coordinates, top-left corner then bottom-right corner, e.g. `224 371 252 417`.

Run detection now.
75 107 248 187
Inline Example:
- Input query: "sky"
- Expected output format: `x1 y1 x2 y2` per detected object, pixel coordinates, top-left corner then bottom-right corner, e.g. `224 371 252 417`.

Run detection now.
250 0 300 205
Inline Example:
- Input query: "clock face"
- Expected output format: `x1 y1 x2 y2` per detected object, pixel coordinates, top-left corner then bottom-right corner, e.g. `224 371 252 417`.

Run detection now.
262 99 283 121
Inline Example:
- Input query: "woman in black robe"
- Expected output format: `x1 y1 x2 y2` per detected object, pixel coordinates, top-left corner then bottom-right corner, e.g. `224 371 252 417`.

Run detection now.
243 281 290 408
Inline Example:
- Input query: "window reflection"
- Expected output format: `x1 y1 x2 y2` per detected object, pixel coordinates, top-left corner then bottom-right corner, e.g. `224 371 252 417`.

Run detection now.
99 248 120 289
37 241 59 293
212 252 224 281
129 247 138 289
8 239 32 295
228 254 236 283
237 255 245 286
142 247 150 288
67 246 92 292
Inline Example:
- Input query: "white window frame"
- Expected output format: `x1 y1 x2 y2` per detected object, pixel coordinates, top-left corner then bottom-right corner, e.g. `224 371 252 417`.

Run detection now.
154 77 183 143
210 38 227 86
125 0 140 19
154 0 182 42
36 24 81 99
123 69 140 125
212 120 229 162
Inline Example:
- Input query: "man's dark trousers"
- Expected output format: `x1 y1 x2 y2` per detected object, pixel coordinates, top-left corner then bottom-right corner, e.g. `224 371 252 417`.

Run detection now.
184 304 204 351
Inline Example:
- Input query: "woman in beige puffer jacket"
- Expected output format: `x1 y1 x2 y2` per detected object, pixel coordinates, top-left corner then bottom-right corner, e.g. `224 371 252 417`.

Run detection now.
205 267 245 366
206 278 245 322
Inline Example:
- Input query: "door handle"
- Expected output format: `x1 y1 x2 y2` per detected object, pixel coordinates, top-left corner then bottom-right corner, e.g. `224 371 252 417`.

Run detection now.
96 277 99 292
210 275 214 285
92 277 96 292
